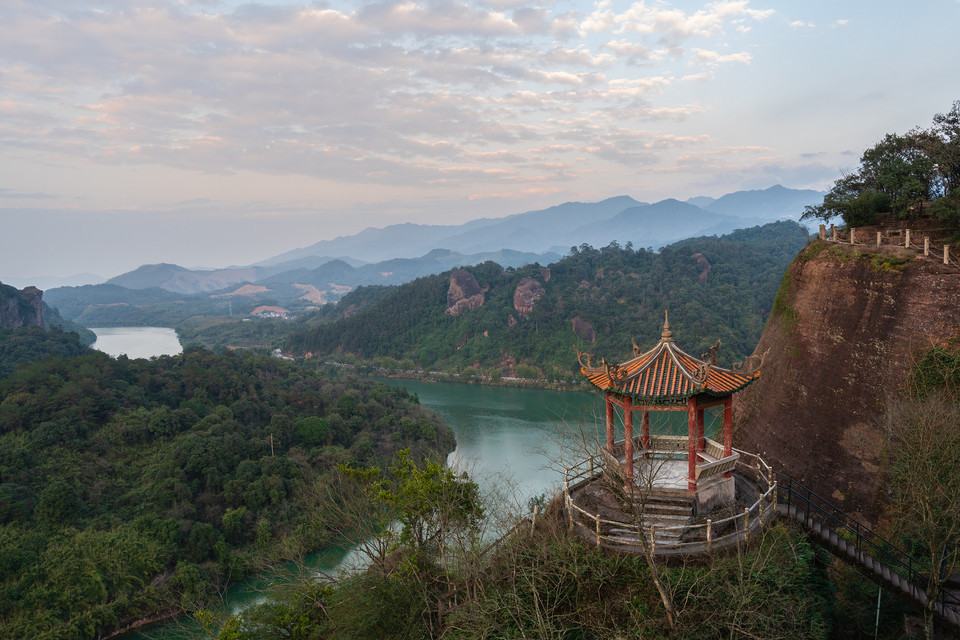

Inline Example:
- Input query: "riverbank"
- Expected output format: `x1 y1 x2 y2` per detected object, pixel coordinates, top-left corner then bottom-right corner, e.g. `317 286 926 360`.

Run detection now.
297 356 588 392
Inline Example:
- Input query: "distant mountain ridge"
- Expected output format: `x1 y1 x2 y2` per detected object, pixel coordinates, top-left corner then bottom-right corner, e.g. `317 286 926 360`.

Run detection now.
103 185 823 297
265 185 821 266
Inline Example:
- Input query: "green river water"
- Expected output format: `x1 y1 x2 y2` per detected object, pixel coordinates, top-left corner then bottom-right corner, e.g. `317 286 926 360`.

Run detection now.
122 379 618 639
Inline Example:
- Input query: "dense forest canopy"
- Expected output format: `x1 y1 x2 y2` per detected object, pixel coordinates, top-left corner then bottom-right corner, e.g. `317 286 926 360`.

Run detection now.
0 348 452 640
802 100 960 227
0 326 90 380
285 221 809 378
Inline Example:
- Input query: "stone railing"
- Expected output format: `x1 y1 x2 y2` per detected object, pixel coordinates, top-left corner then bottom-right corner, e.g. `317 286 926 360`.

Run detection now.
820 223 959 266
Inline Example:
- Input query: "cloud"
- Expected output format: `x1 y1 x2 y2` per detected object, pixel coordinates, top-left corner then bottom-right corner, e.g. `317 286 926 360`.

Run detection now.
583 0 773 44
0 0 779 199
690 48 752 66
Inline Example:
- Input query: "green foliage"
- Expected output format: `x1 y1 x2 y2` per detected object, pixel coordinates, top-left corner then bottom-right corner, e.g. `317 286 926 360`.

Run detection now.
0 325 90 380
287 221 809 375
0 348 453 639
908 346 960 398
215 515 832 639
376 449 483 554
803 101 960 226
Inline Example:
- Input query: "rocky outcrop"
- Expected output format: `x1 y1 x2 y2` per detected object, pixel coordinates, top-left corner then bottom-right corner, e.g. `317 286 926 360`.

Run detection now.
0 282 45 329
691 252 711 284
445 269 487 316
571 316 596 342
540 267 551 283
735 241 960 521
513 277 545 318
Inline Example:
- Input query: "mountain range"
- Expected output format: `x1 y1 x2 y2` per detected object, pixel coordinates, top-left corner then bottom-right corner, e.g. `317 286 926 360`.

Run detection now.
42 185 822 326
105 185 822 294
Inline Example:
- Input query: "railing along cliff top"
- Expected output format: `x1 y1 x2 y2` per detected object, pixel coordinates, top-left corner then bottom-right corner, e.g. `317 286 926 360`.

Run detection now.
819 223 960 267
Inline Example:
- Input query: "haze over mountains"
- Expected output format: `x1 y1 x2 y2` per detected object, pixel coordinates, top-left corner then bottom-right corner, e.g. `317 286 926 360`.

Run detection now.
41 185 823 320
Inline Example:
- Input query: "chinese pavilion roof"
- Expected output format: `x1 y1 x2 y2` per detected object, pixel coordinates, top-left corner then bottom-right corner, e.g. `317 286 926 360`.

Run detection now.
577 312 762 403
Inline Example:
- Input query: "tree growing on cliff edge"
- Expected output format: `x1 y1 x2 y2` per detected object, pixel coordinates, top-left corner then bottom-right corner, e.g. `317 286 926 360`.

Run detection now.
803 101 960 226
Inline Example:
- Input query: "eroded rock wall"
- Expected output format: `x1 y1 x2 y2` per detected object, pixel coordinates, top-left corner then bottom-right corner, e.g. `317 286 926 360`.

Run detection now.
735 241 960 521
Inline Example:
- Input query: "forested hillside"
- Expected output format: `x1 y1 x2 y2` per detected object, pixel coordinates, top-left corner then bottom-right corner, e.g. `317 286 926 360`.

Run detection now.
286 222 810 378
0 348 452 640
0 326 90 380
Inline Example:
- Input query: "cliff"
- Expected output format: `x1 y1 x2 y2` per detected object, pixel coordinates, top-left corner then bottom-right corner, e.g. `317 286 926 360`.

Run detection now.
0 281 45 329
735 240 960 521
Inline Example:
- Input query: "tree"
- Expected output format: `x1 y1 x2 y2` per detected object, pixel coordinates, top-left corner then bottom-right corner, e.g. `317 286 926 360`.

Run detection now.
884 391 960 639
859 132 934 217
930 100 960 198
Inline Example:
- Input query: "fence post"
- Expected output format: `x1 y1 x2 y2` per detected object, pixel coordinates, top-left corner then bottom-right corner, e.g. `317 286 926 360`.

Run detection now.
877 231 882 247
707 519 712 552
819 224 826 240
595 513 601 548
744 508 750 543
565 481 573 530
850 228 855 245
925 237 930 256
831 224 837 242
905 229 911 248
946 245 951 265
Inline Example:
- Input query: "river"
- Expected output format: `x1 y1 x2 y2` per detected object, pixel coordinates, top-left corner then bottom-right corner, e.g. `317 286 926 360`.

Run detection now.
103 328 713 639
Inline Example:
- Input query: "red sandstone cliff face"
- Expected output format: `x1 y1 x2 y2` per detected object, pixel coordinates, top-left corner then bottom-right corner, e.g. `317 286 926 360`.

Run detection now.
735 241 960 521
513 277 545 318
445 269 487 316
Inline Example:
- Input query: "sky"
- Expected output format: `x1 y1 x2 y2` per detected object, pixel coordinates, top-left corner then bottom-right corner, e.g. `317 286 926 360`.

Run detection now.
1 0 958 284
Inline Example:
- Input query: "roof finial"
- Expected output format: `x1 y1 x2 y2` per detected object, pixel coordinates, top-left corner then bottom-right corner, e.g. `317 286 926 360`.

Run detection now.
661 309 673 342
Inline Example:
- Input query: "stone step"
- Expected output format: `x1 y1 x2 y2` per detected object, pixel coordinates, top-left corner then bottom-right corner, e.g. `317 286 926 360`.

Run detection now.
640 503 695 516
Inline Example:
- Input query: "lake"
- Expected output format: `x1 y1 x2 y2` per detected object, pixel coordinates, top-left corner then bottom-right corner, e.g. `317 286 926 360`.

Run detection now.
90 326 182 359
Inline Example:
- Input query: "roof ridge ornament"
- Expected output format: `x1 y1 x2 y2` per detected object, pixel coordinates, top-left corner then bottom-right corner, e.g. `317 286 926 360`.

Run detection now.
661 310 673 342
732 348 769 376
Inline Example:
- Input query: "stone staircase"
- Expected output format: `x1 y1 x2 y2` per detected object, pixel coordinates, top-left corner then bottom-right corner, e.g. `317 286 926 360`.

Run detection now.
606 494 696 546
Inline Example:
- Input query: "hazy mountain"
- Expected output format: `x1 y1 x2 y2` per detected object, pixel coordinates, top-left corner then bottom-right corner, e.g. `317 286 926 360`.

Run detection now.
569 199 743 249
704 184 824 219
431 196 645 255
107 263 260 294
258 186 821 268
259 219 502 266
685 196 716 209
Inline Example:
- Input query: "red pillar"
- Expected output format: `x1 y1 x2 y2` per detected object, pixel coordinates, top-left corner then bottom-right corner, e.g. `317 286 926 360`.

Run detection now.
624 396 634 482
687 396 697 492
723 396 733 479
641 411 650 455
696 406 705 451
605 392 615 454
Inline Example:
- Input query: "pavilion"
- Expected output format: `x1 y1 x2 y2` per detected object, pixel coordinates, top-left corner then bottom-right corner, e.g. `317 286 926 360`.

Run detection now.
574 311 765 513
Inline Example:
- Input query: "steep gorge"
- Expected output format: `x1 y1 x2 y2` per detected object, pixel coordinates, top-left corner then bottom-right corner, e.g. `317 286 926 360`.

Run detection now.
735 240 960 521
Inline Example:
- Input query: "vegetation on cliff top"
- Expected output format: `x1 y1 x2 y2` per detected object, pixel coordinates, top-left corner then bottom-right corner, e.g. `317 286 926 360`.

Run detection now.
803 100 960 228
0 348 452 640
